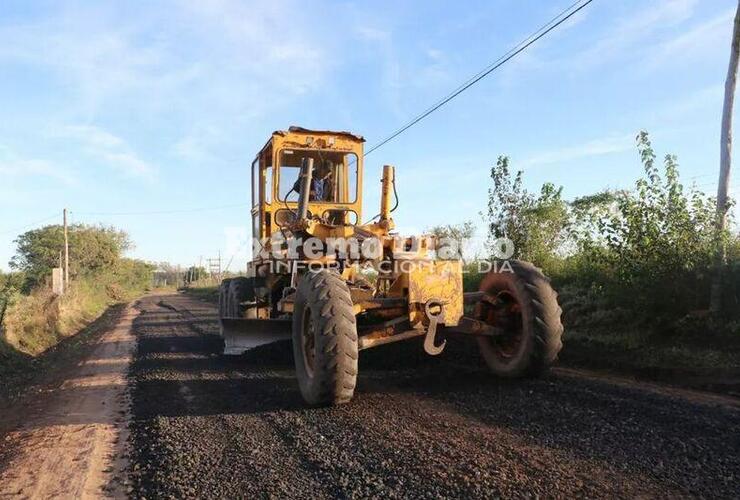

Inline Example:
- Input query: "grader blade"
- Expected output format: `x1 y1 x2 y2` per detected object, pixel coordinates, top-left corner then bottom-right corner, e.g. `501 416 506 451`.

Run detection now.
220 318 292 355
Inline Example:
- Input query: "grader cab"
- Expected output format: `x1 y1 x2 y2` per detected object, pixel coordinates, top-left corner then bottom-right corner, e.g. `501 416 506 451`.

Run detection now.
219 126 563 406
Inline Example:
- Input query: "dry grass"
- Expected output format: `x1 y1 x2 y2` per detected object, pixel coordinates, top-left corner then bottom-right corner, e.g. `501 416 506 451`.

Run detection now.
2 289 60 355
1 276 145 356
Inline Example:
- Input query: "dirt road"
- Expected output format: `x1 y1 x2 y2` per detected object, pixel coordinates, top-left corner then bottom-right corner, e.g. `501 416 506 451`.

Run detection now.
127 294 740 498
2 293 739 498
0 306 136 499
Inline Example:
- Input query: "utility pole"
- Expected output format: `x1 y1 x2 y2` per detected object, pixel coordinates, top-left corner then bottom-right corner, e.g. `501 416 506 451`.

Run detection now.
63 208 69 288
57 250 64 294
207 252 222 282
711 1 740 314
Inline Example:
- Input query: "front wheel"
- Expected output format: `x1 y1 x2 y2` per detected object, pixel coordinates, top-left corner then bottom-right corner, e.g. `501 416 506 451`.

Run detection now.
475 260 563 377
228 277 254 318
292 270 359 406
218 278 232 318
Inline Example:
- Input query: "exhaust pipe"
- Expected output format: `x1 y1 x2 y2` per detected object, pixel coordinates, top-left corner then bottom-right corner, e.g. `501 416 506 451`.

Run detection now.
297 157 314 221
380 164 395 225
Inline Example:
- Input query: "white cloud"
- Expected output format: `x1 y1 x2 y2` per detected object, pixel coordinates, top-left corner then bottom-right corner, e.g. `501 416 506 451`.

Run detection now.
0 146 76 185
353 24 404 118
0 0 342 196
426 48 443 61
0 0 330 118
352 27 456 120
0 15 183 116
53 124 157 179
649 8 735 64
569 0 700 69
355 26 390 42
416 46 452 88
654 84 724 121
97 150 155 178
173 125 226 164
57 125 125 149
174 0 329 97
521 134 634 168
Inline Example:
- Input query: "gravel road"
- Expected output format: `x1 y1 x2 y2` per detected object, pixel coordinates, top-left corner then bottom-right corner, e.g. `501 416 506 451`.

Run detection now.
128 293 740 499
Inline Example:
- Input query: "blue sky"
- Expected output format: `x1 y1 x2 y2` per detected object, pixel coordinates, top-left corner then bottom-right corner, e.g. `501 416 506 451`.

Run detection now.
0 0 737 270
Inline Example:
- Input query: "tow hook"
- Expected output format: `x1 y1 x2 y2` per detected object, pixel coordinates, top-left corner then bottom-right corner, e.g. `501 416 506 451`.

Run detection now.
423 299 446 356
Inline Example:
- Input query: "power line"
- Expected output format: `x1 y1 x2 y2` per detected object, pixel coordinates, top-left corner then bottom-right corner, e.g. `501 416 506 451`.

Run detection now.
0 212 60 236
695 180 740 189
1 201 252 237
687 173 714 180
389 0 587 131
364 0 597 157
0 202 252 238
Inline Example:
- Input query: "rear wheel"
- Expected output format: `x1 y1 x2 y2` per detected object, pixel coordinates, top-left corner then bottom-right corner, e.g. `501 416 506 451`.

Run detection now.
475 260 563 377
292 270 358 406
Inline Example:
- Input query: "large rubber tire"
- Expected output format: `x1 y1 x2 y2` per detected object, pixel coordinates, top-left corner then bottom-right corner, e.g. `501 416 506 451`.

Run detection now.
228 277 254 318
218 278 232 318
476 260 563 377
292 270 359 406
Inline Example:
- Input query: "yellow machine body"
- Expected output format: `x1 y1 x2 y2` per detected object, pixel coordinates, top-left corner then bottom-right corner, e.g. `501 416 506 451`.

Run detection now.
219 127 564 407
225 126 465 354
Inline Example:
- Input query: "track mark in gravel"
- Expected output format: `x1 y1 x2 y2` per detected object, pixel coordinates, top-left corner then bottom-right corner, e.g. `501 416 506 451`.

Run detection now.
262 387 671 498
128 293 740 499
378 367 740 497
128 297 328 498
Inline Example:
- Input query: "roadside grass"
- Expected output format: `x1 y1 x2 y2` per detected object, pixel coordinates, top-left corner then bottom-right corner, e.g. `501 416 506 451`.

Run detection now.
0 303 128 404
556 283 740 392
562 328 740 372
462 268 740 392
2 271 149 357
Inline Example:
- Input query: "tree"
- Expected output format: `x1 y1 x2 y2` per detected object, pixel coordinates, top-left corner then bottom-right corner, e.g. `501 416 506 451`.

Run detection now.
485 155 569 269
711 0 740 313
153 262 184 287
184 266 208 284
427 221 476 259
10 224 132 290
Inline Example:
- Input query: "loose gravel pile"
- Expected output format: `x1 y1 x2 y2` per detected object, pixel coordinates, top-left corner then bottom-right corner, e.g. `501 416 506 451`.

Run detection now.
128 294 740 498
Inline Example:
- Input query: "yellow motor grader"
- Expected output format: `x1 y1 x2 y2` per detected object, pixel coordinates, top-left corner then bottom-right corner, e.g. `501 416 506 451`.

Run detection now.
219 126 563 406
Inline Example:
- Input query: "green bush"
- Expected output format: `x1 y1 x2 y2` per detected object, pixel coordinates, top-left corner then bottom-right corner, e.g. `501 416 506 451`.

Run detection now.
486 131 739 330
584 132 718 317
0 271 25 325
486 155 570 271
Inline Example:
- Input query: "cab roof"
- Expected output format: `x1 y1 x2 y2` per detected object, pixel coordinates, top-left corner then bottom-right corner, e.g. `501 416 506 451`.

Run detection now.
258 126 365 157
276 126 365 143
